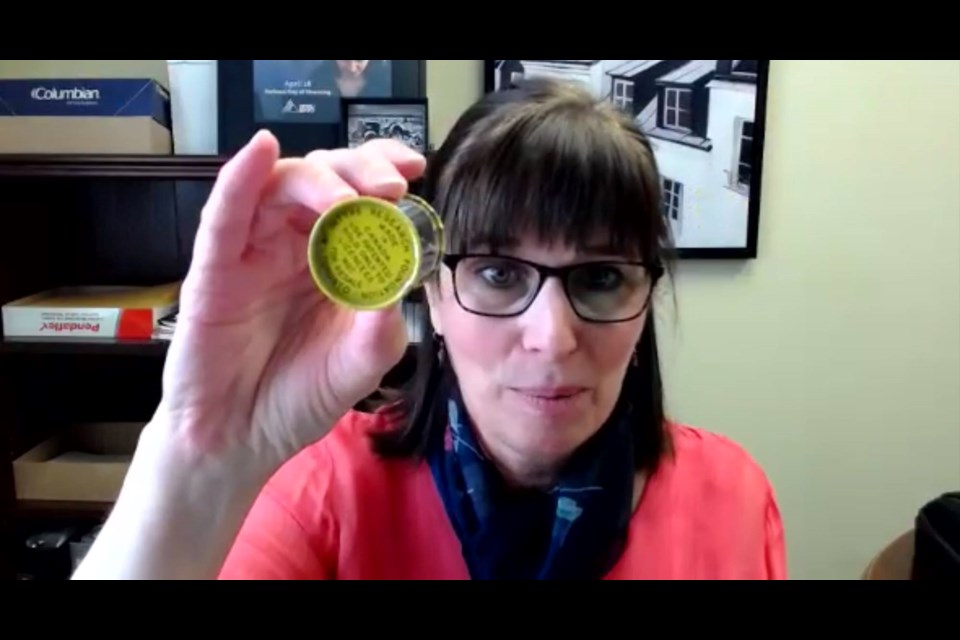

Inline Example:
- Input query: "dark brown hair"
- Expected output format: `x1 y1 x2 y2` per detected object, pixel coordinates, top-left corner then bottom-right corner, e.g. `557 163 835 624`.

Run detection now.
370 78 674 475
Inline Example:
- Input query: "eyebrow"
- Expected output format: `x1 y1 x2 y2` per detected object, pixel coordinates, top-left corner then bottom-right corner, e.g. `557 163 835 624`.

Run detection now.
465 242 641 263
467 237 621 252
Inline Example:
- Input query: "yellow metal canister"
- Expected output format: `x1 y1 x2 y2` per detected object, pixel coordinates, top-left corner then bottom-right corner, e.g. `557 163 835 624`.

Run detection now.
307 194 444 310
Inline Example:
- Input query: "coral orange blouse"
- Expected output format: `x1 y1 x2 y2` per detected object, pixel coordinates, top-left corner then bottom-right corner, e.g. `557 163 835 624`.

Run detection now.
219 410 787 580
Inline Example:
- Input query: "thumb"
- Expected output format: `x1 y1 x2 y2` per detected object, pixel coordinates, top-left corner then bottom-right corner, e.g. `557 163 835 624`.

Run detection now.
353 305 409 364
343 306 409 386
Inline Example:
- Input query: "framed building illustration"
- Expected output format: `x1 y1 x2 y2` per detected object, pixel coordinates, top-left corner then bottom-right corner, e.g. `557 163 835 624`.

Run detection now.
484 60 769 259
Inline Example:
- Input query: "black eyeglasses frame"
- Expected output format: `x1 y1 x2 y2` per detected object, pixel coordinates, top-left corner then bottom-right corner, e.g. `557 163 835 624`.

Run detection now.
440 253 665 324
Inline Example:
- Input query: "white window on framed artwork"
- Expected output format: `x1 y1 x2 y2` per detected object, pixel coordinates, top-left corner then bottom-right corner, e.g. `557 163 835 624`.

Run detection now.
732 118 754 193
731 60 759 77
510 71 524 84
662 178 683 233
664 88 692 131
613 79 634 111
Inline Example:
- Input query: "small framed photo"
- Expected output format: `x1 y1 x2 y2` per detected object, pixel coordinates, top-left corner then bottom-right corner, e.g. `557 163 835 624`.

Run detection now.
341 98 429 153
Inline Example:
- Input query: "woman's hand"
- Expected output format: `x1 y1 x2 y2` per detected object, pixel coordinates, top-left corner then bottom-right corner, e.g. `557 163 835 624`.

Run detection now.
73 132 424 580
159 130 423 477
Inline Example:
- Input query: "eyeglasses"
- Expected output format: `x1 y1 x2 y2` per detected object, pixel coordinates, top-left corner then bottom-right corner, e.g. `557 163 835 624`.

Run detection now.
441 254 664 324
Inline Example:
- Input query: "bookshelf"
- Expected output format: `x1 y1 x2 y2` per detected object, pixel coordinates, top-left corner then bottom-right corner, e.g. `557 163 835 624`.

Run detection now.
0 337 170 357
0 154 225 179
0 153 424 579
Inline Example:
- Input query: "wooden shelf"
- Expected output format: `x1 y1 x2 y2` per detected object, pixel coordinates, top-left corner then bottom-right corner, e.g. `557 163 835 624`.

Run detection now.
16 500 112 520
0 150 439 181
0 337 169 357
0 154 226 180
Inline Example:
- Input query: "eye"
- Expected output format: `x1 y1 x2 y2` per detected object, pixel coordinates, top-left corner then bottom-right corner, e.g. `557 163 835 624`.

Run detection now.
476 262 523 287
575 265 624 291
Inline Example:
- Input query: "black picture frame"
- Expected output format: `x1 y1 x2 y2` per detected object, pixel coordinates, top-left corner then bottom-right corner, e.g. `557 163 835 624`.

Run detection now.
340 98 429 153
218 60 427 157
483 60 769 260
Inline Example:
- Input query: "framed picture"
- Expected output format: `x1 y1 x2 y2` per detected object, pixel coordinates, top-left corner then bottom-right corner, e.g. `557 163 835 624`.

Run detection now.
218 60 427 156
483 60 769 259
341 98 429 153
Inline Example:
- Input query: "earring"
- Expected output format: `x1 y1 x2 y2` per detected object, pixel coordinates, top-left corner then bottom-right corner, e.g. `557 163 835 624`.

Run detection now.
435 333 446 366
631 348 640 368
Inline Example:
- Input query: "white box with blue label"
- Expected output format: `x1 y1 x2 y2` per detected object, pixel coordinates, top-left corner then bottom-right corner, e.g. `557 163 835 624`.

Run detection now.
0 78 172 154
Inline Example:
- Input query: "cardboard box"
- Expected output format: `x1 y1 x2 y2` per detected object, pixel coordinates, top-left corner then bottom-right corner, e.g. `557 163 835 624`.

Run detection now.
13 422 144 503
0 116 171 154
2 282 180 340
0 78 172 154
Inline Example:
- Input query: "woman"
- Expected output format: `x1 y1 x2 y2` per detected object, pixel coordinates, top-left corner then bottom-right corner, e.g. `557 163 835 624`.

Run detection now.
332 60 385 98
74 79 786 580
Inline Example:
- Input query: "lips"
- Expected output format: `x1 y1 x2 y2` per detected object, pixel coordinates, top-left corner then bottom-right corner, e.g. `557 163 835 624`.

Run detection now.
513 387 588 399
508 386 591 419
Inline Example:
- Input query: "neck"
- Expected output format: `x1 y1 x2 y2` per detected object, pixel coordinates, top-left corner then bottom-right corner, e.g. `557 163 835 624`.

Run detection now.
474 433 566 491
338 77 363 88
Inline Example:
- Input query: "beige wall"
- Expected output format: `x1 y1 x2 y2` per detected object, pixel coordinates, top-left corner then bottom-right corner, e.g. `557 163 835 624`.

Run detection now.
426 60 485 148
428 60 960 580
0 60 170 86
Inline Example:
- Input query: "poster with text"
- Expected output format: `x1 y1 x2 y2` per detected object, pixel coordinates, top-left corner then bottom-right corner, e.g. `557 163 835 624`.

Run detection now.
253 60 393 124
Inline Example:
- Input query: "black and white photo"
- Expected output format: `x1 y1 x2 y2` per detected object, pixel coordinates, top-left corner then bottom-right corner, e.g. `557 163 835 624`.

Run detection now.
342 98 429 153
484 60 769 258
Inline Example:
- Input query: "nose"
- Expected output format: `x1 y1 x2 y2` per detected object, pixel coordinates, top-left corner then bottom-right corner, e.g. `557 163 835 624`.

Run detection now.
520 277 579 358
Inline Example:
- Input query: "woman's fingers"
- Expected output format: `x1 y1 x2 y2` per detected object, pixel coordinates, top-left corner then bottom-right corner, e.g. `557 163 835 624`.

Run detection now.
267 139 427 228
193 130 280 268
261 159 358 235
319 148 408 200
318 139 427 199
194 134 428 267
357 138 428 181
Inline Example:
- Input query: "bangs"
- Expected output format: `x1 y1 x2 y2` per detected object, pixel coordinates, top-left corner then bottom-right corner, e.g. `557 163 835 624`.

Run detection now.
429 86 667 263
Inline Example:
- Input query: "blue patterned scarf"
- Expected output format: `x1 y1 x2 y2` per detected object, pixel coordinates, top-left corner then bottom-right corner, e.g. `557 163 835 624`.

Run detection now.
428 386 636 580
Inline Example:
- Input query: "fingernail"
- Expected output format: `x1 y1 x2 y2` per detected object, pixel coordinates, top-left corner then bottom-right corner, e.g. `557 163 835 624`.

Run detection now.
250 129 270 145
371 176 407 191
400 146 425 161
331 187 357 202
242 129 275 156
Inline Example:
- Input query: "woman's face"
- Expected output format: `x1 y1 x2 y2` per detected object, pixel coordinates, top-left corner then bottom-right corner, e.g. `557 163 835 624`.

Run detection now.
427 236 648 481
336 60 369 78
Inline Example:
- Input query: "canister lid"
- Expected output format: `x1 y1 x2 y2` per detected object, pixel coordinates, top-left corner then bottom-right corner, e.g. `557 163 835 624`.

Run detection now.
308 196 421 310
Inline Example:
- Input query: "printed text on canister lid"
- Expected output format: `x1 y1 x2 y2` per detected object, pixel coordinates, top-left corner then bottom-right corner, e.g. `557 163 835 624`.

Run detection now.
321 203 416 305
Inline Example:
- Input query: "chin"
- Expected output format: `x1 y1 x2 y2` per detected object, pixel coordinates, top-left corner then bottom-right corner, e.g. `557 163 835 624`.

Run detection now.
506 409 602 460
